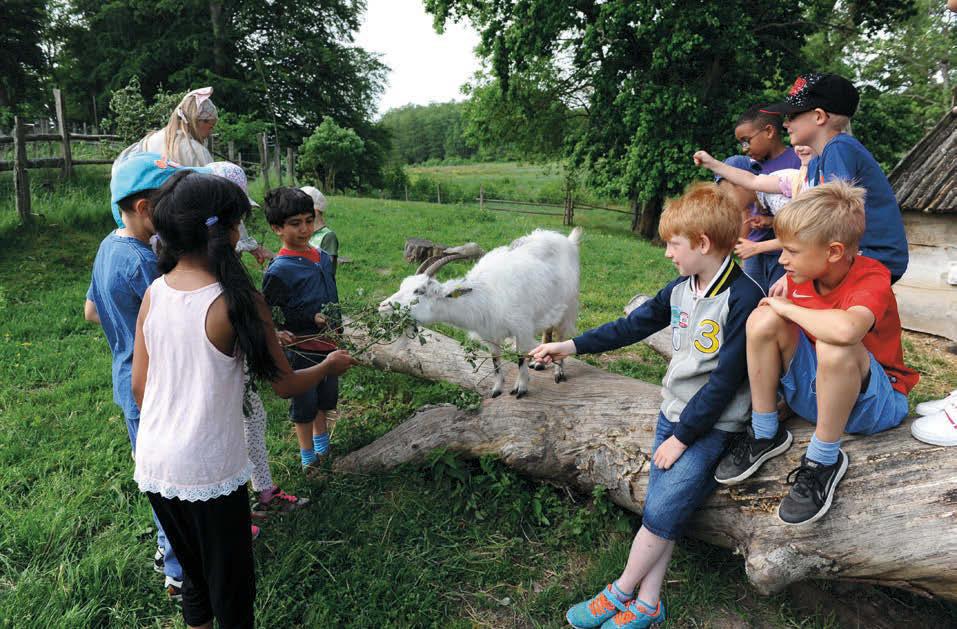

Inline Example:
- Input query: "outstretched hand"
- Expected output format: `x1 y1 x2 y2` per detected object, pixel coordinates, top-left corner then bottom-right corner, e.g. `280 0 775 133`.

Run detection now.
693 150 718 169
529 340 576 365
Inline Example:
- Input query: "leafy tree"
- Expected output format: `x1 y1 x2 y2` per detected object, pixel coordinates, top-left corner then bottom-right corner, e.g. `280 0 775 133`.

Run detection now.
0 0 49 126
104 76 180 143
299 117 365 192
50 1 385 147
425 0 918 237
379 101 477 164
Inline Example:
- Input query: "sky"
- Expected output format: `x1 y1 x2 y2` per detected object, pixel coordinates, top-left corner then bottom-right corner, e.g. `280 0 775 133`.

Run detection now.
356 0 482 117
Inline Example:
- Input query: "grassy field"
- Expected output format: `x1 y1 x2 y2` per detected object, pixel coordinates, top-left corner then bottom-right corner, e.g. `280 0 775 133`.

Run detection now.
403 161 627 208
1 167 955 627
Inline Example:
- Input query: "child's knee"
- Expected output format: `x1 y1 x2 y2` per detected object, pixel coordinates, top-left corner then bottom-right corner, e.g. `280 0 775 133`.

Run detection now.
815 341 867 374
746 306 787 339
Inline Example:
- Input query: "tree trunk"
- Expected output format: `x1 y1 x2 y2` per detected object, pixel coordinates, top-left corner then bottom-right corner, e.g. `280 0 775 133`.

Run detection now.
637 197 662 241
336 324 957 602
208 1 229 76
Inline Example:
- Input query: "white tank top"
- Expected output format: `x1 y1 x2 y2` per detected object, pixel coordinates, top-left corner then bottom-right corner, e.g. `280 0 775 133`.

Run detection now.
134 276 251 500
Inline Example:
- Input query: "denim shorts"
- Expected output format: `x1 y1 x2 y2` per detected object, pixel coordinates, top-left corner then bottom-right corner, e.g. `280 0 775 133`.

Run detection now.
780 331 908 435
286 350 339 423
642 413 734 541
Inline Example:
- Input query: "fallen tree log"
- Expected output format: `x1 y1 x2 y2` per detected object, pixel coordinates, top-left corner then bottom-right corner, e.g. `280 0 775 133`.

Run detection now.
337 324 957 602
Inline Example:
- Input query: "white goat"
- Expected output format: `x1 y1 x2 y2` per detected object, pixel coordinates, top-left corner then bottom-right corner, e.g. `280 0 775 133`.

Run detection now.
379 228 582 398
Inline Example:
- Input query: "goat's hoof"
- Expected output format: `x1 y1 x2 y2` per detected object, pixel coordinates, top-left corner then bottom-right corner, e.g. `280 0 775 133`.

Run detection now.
554 371 566 383
491 390 502 398
530 361 545 371
508 388 517 396
515 389 527 399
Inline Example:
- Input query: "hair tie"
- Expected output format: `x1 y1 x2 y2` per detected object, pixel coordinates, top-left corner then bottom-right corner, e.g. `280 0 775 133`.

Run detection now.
205 216 219 227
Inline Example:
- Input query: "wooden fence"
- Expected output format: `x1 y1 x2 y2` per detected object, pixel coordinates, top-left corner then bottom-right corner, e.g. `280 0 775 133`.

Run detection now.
2 89 297 226
477 185 631 226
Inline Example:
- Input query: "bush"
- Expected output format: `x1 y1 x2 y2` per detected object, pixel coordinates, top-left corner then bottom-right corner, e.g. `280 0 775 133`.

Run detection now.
103 76 181 143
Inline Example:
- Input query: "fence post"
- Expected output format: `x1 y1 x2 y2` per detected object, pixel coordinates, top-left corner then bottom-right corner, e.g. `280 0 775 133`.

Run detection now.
479 185 484 210
228 140 235 162
286 147 295 185
404 184 408 202
436 183 441 204
53 88 73 180
563 188 574 226
13 117 33 226
258 133 271 192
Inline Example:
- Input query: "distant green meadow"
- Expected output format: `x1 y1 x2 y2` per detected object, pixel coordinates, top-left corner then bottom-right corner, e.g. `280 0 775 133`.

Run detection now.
1 167 954 627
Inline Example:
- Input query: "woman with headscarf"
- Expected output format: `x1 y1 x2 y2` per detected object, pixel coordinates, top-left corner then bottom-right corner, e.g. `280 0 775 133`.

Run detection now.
111 87 271 262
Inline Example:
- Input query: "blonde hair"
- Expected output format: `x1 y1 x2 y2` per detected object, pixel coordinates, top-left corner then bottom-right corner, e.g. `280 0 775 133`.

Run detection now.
164 91 218 160
774 180 865 251
658 182 741 254
827 113 852 135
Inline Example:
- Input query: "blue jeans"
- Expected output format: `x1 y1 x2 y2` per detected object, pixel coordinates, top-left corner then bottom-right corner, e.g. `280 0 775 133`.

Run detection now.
779 331 909 435
642 414 734 540
126 414 183 582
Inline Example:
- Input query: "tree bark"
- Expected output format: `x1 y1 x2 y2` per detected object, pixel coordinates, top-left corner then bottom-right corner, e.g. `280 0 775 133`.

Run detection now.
336 324 957 602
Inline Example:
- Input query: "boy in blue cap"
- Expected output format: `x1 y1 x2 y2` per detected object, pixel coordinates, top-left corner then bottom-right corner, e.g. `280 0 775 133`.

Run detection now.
761 73 909 285
84 152 210 600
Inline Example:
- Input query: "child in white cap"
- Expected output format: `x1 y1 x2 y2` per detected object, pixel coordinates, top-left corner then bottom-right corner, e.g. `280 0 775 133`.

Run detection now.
301 186 339 275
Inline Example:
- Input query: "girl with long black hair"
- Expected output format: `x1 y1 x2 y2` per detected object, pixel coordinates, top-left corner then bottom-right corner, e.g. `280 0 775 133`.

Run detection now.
131 171 355 628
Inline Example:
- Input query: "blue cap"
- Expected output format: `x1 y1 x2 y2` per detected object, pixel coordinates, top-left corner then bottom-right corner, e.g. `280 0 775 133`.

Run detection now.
110 152 211 226
714 155 761 183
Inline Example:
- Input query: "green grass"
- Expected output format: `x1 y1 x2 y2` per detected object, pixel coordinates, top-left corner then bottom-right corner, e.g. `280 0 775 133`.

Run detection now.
404 161 627 208
0 167 954 627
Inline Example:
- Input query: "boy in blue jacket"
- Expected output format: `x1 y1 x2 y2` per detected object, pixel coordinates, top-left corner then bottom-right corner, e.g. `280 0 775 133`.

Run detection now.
262 188 341 476
533 182 764 629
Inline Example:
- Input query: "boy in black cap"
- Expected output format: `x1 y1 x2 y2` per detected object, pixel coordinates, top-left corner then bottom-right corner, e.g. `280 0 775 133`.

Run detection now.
762 73 909 288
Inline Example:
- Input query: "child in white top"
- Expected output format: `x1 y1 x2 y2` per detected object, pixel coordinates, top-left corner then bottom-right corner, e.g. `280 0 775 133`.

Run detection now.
132 170 356 628
694 146 813 281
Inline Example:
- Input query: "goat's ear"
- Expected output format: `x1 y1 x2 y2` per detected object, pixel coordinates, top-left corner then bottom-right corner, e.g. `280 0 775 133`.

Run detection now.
445 287 473 299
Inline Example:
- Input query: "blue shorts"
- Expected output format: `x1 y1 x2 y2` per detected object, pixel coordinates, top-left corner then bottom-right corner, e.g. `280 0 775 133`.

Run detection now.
286 350 339 423
780 331 908 435
642 414 734 541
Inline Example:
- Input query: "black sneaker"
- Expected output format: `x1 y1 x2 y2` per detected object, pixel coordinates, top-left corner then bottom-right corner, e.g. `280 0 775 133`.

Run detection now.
153 547 165 574
778 449 849 526
715 426 793 485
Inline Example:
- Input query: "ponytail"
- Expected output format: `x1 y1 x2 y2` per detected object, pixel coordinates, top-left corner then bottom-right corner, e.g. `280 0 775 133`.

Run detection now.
152 170 279 380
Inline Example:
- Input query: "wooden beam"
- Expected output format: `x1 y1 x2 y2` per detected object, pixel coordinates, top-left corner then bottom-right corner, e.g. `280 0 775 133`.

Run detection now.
53 89 73 180
13 117 32 226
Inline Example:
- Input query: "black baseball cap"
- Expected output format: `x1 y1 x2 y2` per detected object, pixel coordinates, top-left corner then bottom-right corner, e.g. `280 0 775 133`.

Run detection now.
761 73 859 117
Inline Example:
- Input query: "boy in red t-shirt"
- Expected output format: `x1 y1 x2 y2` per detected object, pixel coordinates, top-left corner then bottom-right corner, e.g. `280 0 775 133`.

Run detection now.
714 180 918 525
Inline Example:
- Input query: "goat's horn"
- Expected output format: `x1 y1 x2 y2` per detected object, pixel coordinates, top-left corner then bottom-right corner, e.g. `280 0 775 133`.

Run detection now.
415 255 446 275
422 253 469 277
443 242 484 258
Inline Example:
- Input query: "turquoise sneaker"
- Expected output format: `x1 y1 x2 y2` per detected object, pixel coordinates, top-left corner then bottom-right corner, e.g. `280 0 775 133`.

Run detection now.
600 598 665 628
566 584 630 628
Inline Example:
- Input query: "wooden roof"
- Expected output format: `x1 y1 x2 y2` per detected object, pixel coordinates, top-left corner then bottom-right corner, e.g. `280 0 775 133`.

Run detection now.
888 107 957 214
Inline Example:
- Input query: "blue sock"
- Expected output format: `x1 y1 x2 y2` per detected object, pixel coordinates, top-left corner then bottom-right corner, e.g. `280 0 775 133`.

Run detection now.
752 410 779 440
611 580 632 602
313 432 330 456
300 448 317 467
806 434 840 466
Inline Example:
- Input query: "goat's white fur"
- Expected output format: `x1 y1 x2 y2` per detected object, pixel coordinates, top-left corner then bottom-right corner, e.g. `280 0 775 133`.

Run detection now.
380 228 582 397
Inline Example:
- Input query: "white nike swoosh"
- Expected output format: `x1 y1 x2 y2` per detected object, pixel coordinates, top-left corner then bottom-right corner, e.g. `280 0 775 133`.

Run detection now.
792 292 813 299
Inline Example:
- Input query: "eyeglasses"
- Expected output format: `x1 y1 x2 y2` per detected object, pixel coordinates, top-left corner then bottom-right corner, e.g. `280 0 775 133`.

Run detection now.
738 129 764 152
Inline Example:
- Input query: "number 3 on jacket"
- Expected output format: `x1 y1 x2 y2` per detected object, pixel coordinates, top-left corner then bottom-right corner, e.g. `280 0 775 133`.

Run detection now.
693 319 721 354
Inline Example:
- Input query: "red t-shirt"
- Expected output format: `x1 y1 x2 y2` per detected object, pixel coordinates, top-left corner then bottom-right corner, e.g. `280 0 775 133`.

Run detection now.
786 255 919 395
276 246 336 352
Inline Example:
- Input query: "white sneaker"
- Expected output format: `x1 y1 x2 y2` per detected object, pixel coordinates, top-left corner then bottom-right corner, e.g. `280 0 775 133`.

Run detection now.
915 390 957 416
911 404 957 446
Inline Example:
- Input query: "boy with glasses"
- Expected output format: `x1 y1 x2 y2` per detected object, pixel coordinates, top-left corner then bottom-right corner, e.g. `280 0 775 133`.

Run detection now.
733 105 802 290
